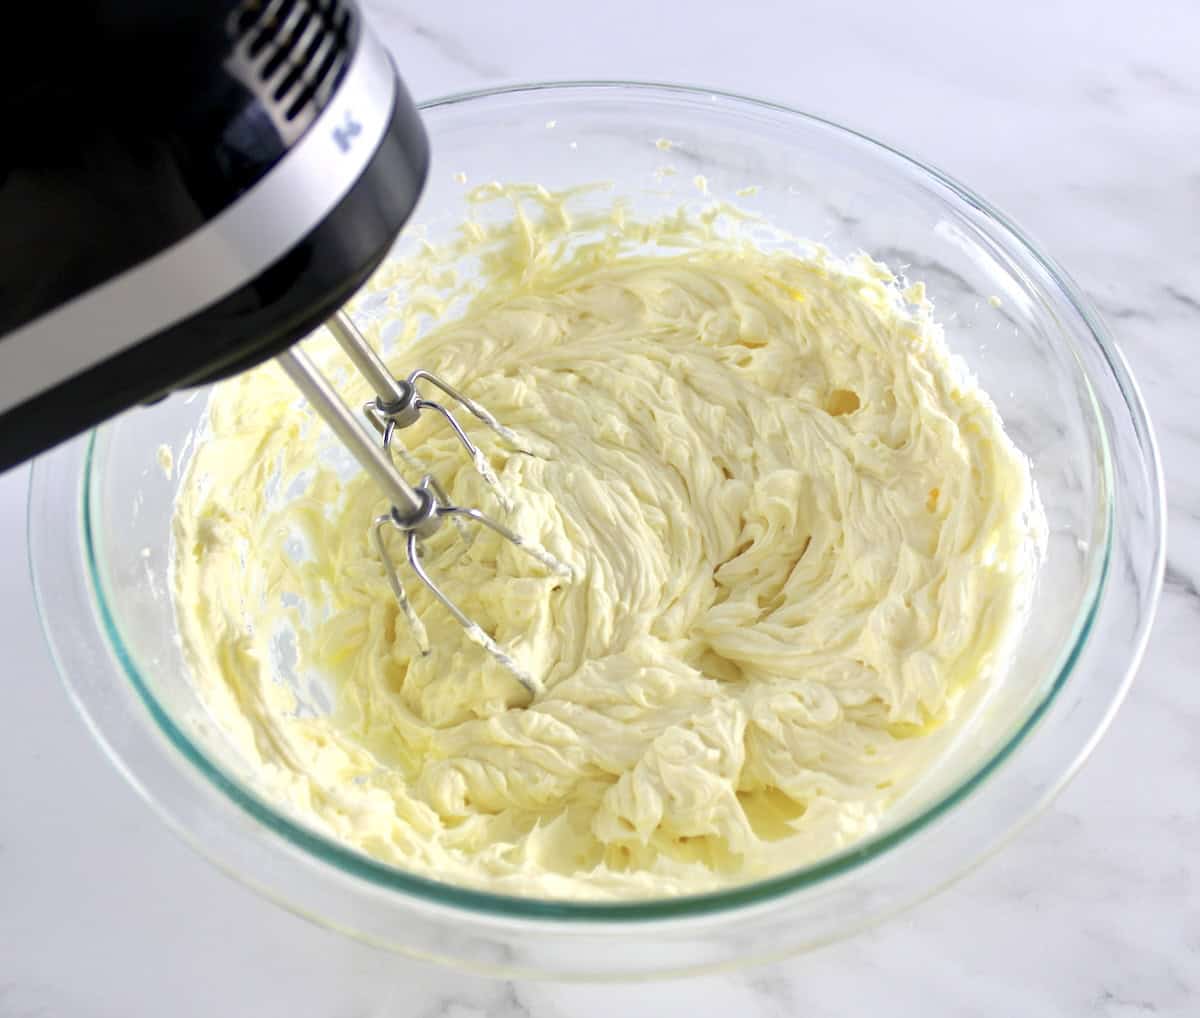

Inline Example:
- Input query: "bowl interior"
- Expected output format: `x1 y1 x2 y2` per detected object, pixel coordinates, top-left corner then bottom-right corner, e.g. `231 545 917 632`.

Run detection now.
82 84 1109 915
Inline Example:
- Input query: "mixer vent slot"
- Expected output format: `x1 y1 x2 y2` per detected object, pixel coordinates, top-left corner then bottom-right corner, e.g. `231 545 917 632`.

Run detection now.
229 0 354 124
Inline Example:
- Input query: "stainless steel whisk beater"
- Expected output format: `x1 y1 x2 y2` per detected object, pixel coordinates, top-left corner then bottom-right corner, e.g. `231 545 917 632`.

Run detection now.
276 311 570 698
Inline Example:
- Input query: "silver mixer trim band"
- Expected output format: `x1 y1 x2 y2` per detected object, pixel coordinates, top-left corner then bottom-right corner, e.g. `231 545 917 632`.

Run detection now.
0 27 398 417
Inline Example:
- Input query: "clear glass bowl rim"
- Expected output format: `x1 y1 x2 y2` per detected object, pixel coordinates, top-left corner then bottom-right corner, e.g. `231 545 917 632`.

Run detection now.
33 80 1164 925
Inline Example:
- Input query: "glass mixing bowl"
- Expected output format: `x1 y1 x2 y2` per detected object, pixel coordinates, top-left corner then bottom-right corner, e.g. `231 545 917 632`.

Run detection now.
28 82 1165 980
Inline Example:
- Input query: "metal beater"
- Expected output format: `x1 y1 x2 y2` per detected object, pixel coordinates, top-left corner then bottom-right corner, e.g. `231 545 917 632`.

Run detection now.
276 312 571 699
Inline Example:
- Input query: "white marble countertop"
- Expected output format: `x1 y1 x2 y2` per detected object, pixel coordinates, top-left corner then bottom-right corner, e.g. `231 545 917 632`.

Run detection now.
3 0 1197 1014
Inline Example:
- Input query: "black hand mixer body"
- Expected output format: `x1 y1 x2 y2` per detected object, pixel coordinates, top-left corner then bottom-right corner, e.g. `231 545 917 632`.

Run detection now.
0 0 429 470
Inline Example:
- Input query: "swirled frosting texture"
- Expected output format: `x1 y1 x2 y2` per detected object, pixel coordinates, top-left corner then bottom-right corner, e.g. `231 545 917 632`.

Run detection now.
171 187 1044 899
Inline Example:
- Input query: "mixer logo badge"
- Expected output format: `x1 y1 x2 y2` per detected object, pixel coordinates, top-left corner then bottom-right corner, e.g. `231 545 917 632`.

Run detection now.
332 111 363 153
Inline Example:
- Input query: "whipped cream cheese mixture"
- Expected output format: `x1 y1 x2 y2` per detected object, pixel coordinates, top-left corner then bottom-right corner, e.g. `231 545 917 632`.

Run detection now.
171 183 1045 899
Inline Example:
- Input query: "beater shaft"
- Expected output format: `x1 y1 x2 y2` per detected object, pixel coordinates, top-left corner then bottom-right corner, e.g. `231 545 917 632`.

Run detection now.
276 348 429 526
326 310 412 416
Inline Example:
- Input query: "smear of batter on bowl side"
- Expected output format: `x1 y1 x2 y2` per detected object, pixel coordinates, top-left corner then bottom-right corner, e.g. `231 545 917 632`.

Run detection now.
170 183 1045 899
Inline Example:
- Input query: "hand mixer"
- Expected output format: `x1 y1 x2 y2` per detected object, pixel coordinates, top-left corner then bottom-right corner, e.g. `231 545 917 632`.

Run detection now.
0 0 564 690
